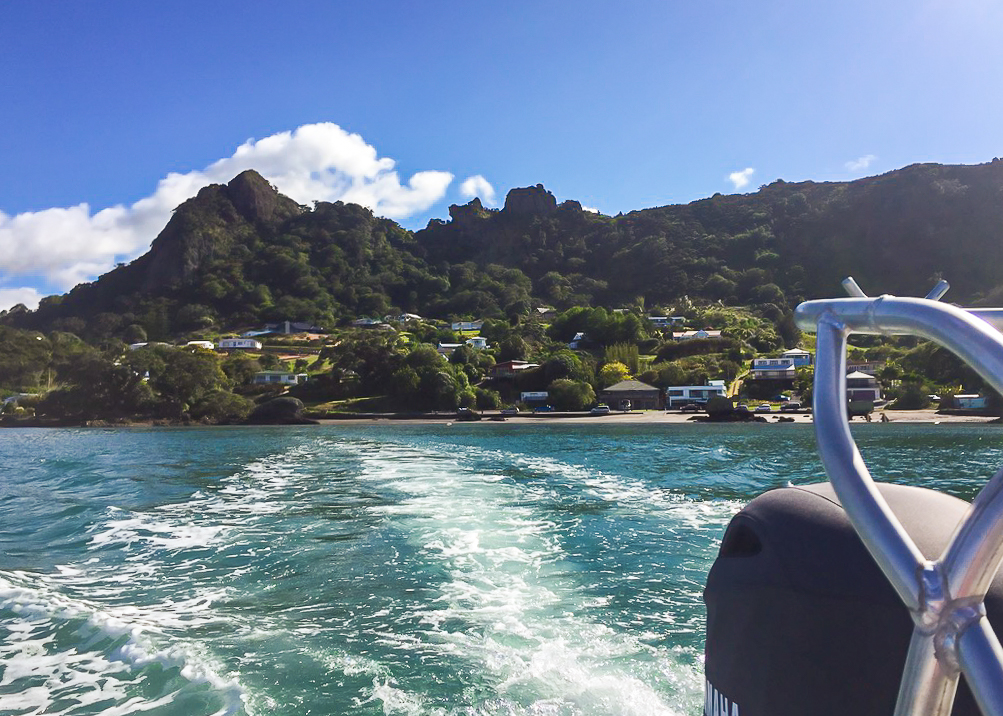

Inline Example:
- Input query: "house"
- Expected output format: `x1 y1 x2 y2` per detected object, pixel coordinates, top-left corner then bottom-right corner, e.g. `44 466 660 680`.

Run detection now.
385 313 423 323
846 371 881 402
568 332 587 349
846 360 885 375
437 343 462 356
599 379 662 410
673 330 723 341
465 337 488 350
665 383 728 408
253 371 309 385
749 357 797 381
781 348 813 367
535 307 557 321
451 320 484 332
186 340 215 350
647 316 671 328
520 391 550 405
954 394 989 410
266 321 326 334
128 342 170 351
219 337 263 350
490 360 540 378
350 318 387 329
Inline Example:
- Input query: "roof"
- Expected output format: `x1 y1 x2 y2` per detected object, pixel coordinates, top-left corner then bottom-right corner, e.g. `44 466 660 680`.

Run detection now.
782 348 811 355
846 371 875 380
602 379 660 392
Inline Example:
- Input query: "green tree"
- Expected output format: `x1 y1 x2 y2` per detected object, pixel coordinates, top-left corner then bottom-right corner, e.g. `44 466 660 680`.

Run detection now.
599 361 631 389
547 379 596 411
150 349 227 416
190 390 254 423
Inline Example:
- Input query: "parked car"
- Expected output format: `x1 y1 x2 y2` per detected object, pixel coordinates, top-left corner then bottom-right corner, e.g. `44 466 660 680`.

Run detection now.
533 405 554 412
755 403 772 413
736 403 751 414
780 401 802 412
680 403 702 413
590 404 611 415
500 406 520 415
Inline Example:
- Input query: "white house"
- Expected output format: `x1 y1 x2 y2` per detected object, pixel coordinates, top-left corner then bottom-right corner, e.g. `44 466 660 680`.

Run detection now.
465 337 488 350
219 337 263 350
451 320 484 332
489 360 540 378
437 343 462 356
665 383 728 407
568 332 587 349
186 340 215 350
781 348 813 367
253 371 309 385
846 371 881 402
749 357 797 380
673 329 722 340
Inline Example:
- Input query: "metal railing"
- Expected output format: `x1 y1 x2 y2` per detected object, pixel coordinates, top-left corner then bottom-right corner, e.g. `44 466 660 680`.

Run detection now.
794 278 1003 716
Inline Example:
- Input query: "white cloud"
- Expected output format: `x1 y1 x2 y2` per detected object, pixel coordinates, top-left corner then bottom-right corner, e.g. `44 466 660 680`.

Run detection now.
0 123 455 299
845 154 877 172
459 175 497 206
0 287 43 312
728 167 755 190
582 205 600 214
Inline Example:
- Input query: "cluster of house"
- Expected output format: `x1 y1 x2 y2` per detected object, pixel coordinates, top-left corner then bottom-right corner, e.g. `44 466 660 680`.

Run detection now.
748 348 884 403
129 338 264 352
505 345 896 412
126 336 311 387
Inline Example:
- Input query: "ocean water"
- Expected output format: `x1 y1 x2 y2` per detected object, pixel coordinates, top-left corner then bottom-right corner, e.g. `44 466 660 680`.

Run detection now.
1 422 1001 716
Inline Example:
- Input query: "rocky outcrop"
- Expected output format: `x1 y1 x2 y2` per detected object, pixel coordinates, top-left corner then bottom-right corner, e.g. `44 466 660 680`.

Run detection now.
135 171 300 292
503 184 557 215
245 397 318 425
224 169 302 224
447 197 491 226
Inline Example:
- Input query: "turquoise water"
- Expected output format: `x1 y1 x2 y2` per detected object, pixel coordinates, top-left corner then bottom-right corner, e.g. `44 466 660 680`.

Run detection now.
1 423 1001 715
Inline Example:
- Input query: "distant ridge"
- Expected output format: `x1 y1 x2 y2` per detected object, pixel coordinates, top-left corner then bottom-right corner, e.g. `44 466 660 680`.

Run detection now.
7 159 1003 342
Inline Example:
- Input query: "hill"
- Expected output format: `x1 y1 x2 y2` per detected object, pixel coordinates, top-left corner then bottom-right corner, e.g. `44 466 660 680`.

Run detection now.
7 160 1003 343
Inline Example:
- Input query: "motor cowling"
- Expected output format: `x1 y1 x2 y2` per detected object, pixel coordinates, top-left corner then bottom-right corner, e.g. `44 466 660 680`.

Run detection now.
703 482 1003 716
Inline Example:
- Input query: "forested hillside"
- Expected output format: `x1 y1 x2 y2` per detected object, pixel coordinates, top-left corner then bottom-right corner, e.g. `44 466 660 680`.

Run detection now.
7 160 1003 344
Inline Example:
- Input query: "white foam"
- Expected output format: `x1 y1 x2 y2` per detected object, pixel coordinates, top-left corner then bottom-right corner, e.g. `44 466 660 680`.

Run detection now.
339 439 704 714
0 571 248 715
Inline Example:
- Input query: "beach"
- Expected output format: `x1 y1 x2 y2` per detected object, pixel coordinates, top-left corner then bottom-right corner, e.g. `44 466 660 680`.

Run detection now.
317 408 999 426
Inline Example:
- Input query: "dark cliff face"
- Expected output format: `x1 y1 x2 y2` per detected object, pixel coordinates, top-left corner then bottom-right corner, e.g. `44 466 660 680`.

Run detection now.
225 169 302 225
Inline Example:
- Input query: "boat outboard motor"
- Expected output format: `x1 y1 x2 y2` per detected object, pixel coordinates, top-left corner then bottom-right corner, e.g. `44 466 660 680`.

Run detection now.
703 482 1003 716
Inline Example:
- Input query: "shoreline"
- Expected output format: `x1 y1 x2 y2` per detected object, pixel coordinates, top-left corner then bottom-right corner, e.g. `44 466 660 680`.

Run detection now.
3 409 996 429
314 408 999 426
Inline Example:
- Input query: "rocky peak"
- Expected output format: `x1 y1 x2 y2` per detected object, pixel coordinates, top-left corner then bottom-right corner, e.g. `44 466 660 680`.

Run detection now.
223 170 301 224
503 184 557 215
447 197 490 226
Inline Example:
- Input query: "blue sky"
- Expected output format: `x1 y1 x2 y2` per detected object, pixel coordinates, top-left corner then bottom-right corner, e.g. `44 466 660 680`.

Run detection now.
2 0 1002 310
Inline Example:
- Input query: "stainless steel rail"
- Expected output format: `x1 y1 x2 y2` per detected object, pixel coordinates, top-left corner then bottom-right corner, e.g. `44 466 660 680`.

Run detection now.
794 285 1003 716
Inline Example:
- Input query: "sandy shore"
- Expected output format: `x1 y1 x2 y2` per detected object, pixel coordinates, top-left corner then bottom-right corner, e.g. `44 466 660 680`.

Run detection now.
317 409 999 426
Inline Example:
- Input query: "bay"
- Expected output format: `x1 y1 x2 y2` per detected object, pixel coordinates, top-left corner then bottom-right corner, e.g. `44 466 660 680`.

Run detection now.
1 423 1001 715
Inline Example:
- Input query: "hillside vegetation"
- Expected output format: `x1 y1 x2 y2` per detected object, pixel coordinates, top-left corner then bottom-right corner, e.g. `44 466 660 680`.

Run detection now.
3 160 1003 423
